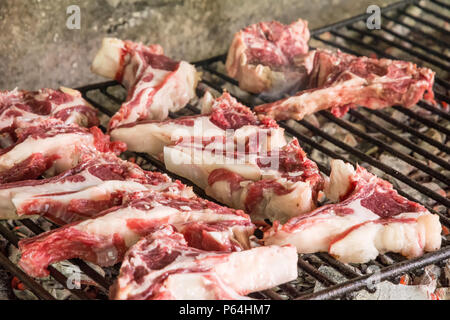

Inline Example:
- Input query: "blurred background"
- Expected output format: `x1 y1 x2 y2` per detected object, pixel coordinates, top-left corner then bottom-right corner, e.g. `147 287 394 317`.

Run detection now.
0 0 395 90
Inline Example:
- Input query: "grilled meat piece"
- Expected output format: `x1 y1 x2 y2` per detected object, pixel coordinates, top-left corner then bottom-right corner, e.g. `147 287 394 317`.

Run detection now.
226 19 313 96
19 192 254 278
0 120 126 183
165 138 323 222
0 87 98 148
0 153 193 224
110 91 286 157
264 160 442 263
111 225 298 300
255 49 435 121
91 38 199 130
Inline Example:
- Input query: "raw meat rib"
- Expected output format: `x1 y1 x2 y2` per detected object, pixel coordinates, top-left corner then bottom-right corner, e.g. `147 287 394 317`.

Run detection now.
111 225 298 300
0 87 98 147
255 49 436 121
226 19 313 96
0 153 193 224
110 91 286 157
263 160 442 263
0 120 126 183
164 138 323 222
91 38 199 130
19 192 255 278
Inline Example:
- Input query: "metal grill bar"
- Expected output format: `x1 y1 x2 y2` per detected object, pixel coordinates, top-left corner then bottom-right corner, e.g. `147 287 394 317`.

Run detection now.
308 0 414 36
363 108 450 153
399 9 450 35
296 247 450 300
381 13 449 48
415 3 450 22
319 110 449 184
346 25 450 71
0 224 55 300
347 109 450 170
297 258 337 287
0 251 55 300
431 0 450 10
416 101 450 121
392 105 450 136
377 24 449 62
298 118 450 207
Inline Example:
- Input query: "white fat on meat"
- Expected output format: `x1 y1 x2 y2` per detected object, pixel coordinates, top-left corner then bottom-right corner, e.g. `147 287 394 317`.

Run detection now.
111 116 226 156
324 159 355 202
254 179 315 222
0 165 104 218
164 145 262 188
12 181 148 220
0 133 92 172
91 38 126 80
264 198 382 253
112 225 298 300
330 213 442 263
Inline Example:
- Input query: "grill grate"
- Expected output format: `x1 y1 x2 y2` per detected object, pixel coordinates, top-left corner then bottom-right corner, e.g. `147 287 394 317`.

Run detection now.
0 0 449 300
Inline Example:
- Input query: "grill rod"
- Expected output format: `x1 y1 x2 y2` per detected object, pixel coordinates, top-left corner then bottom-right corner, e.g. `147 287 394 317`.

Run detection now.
296 247 450 300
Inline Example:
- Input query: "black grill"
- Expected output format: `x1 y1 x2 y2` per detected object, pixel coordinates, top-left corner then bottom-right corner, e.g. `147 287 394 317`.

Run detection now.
0 0 449 300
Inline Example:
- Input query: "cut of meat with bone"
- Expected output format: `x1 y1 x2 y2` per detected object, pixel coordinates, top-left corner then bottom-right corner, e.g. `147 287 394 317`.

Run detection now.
0 120 126 183
0 153 193 224
19 192 255 278
111 225 298 300
263 160 442 263
226 19 313 96
0 87 99 147
91 38 199 130
164 138 323 222
110 91 286 157
255 49 436 121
